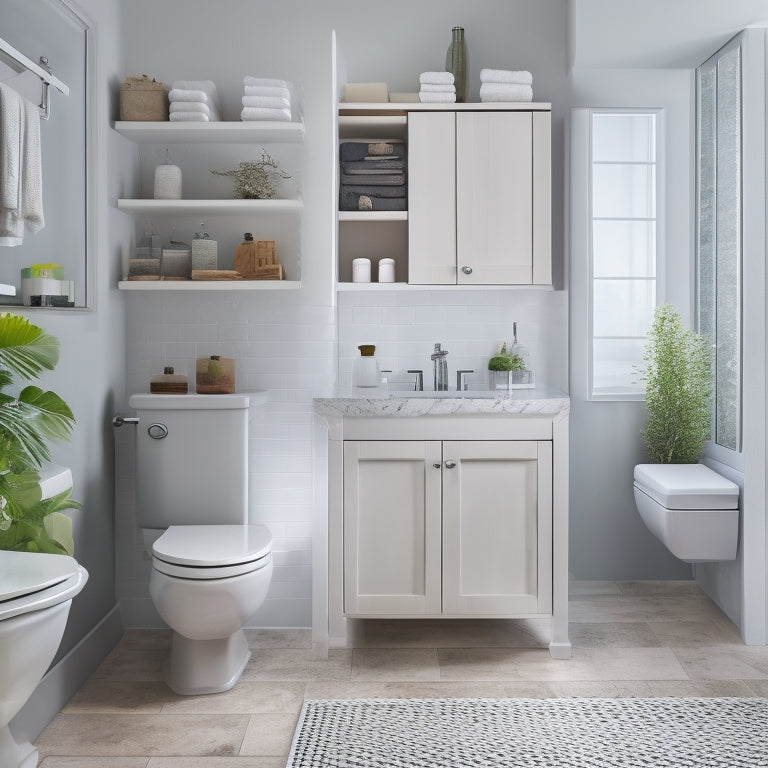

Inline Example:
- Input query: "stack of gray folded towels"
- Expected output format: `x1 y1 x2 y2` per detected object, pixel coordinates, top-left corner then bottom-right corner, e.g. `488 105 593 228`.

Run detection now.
339 140 407 212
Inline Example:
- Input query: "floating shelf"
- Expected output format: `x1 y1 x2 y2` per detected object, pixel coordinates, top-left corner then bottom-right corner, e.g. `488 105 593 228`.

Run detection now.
118 280 302 291
114 120 305 144
116 198 302 215
338 211 407 222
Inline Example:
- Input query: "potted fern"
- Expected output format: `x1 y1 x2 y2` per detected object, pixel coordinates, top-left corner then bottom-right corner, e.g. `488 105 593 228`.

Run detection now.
0 313 79 554
642 304 712 463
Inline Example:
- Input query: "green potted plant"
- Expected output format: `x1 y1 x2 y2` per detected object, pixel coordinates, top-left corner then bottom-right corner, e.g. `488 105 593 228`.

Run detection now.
641 304 712 463
0 313 79 554
488 343 527 390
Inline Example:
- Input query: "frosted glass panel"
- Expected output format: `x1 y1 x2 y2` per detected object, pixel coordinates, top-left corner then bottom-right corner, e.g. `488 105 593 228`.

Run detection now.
593 338 647 394
593 279 655 337
592 114 655 162
593 220 656 278
593 164 656 219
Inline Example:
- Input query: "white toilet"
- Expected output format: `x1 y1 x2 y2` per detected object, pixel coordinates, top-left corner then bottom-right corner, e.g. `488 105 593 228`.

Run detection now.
0 548 88 768
633 463 739 562
129 393 273 695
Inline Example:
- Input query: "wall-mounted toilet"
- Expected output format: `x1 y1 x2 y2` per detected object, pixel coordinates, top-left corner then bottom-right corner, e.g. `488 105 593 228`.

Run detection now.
128 393 273 696
0 479 88 768
633 463 739 562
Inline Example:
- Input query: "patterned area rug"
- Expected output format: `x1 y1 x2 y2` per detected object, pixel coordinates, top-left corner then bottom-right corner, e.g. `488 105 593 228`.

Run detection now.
286 697 768 767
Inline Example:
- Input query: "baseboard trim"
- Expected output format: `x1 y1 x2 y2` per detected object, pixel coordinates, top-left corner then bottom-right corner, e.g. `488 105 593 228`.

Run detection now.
10 605 123 743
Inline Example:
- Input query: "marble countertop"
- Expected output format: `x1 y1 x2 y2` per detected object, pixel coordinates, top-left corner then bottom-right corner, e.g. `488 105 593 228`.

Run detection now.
313 386 570 418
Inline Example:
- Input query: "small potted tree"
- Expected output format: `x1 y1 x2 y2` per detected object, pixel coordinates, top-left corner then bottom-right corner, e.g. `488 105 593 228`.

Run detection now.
641 304 712 463
0 313 79 554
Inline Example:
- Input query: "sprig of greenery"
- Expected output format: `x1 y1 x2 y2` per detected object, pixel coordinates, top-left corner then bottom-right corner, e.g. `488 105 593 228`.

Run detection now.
642 304 712 464
210 149 291 200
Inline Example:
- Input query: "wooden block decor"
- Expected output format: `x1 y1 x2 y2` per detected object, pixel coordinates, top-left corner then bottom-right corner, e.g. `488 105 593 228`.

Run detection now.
234 240 283 280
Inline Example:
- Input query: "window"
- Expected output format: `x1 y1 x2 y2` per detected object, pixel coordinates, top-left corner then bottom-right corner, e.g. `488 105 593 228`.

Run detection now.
589 111 660 399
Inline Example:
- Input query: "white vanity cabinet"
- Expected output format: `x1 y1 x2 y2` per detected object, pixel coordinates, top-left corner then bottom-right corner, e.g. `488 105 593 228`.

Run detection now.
408 110 551 286
343 438 552 617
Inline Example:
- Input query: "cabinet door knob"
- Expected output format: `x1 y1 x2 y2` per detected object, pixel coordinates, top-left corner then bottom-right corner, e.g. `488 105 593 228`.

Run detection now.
444 460 457 469
433 463 442 469
461 266 473 275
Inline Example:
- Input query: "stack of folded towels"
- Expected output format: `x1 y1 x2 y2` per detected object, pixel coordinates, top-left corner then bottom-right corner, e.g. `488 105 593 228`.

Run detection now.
479 69 533 103
339 140 407 212
418 72 456 103
241 77 292 122
169 80 222 121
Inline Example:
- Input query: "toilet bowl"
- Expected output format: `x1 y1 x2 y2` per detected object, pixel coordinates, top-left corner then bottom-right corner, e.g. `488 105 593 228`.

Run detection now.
0 550 88 768
633 463 739 562
149 524 272 695
129 393 274 696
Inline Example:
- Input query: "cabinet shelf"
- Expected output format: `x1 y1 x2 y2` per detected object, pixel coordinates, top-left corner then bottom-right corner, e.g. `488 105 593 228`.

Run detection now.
338 211 407 222
116 198 302 215
118 280 301 292
114 120 305 144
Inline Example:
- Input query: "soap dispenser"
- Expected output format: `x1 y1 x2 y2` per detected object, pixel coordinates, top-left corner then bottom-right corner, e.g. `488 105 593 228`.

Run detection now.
353 344 381 387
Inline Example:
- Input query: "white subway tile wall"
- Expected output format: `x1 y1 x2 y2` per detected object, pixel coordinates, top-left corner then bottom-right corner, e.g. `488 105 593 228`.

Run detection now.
117 289 566 629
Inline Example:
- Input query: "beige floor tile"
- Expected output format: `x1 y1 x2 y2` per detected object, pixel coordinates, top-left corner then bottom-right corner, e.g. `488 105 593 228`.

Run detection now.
499 681 556 698
40 759 148 767
537 681 622 697
237 713 300 756
117 629 172 650
569 621 661 648
91 647 166 682
306 680 509 699
568 595 727 623
617 580 704 597
148 759 283 768
351 648 441 681
647 619 743 647
241 648 351 681
569 581 622 596
63 680 174 713
244 628 312 649
438 646 688 682
672 646 768 680
160 681 306 714
744 680 768 697
35 713 249 757
648 679 757 697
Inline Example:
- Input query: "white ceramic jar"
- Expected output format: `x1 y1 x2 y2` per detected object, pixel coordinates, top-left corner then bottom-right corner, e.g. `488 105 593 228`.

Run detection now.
378 258 395 283
352 258 371 283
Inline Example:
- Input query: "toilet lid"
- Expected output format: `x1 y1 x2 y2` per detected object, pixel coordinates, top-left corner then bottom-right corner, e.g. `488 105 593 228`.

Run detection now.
152 524 272 567
634 463 739 509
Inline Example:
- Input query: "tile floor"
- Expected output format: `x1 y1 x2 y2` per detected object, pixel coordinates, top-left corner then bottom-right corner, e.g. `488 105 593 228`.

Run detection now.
35 581 768 766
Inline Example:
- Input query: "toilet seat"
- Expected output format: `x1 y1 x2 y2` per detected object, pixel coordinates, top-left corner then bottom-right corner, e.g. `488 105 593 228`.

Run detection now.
152 524 273 580
0 551 86 621
633 463 739 509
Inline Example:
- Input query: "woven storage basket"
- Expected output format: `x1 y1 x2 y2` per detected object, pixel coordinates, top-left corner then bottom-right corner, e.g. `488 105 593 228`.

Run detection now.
120 75 169 121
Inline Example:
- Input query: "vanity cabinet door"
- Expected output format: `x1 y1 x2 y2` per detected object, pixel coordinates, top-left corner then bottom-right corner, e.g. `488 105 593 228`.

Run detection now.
343 440 442 615
441 440 553 615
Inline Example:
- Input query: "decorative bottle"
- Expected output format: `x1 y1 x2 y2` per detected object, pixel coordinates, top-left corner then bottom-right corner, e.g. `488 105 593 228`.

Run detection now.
445 26 468 103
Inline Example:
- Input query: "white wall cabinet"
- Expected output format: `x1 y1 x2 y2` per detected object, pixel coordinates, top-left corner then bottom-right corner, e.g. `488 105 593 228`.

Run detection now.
409 111 551 286
343 438 553 617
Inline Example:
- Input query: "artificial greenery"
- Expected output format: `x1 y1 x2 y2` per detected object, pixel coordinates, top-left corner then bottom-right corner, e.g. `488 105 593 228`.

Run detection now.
642 304 712 464
0 313 79 554
210 149 291 200
488 342 525 372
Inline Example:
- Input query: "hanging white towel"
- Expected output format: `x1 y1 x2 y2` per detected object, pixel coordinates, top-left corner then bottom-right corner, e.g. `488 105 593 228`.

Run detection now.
479 69 533 85
479 83 533 102
419 71 454 85
241 95 291 110
240 106 291 122
243 76 290 89
243 85 291 100
0 83 43 246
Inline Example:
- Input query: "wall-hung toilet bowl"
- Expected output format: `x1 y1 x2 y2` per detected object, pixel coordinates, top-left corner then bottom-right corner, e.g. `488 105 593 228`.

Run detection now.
633 463 739 562
149 524 273 695
0 551 88 768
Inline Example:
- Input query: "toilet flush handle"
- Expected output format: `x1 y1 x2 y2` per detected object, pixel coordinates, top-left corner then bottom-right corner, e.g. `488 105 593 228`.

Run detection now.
147 423 168 440
112 414 139 427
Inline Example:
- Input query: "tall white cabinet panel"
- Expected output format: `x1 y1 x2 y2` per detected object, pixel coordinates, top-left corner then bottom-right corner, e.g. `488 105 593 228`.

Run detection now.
408 112 457 284
455 112 533 285
343 440 442 615
441 441 553 615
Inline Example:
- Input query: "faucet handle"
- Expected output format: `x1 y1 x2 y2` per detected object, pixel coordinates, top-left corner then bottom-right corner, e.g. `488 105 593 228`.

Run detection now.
456 369 474 391
407 369 424 391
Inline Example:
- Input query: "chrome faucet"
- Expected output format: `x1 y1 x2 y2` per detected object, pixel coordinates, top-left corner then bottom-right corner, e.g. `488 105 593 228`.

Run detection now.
431 343 449 391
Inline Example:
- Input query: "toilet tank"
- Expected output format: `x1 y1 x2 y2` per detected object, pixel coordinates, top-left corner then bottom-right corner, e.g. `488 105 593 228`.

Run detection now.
128 394 250 528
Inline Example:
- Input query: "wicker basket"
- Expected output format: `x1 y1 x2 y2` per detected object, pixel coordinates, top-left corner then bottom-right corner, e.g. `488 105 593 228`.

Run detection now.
120 75 169 121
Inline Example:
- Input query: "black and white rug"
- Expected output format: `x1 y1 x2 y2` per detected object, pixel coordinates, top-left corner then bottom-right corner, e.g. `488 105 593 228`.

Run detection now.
286 697 768 767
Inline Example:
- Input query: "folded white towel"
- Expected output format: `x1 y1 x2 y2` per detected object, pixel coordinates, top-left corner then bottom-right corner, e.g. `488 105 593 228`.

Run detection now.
480 69 533 85
169 88 209 103
419 71 454 85
479 83 533 102
418 91 457 103
240 106 291 121
0 83 43 246
169 111 212 122
241 95 291 110
171 79 218 95
244 76 290 89
243 85 291 100
170 101 212 116
419 84 456 93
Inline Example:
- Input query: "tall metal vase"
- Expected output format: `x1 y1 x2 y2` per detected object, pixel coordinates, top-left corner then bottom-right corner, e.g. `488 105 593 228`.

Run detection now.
445 26 468 103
